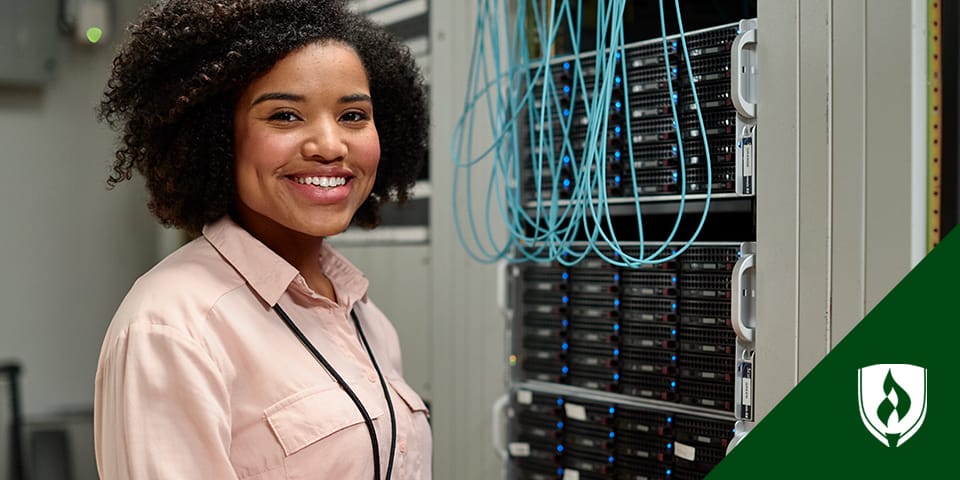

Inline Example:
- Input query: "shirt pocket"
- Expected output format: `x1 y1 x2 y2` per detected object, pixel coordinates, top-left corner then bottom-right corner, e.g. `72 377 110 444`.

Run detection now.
265 384 385 457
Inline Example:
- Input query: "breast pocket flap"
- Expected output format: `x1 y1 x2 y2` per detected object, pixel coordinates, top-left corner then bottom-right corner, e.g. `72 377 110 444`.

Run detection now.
388 379 430 417
265 384 384 456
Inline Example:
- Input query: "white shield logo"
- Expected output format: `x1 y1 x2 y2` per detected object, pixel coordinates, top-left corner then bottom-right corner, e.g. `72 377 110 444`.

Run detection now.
857 364 927 447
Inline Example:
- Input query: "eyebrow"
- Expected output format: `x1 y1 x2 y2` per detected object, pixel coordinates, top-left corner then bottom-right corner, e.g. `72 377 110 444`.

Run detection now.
250 92 372 107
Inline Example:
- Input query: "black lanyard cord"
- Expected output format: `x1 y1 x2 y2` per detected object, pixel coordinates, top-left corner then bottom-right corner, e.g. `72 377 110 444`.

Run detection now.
272 304 397 480
351 308 398 480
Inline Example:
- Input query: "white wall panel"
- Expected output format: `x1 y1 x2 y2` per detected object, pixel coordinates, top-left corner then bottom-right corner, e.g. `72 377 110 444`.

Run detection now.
428 0 508 478
756 0 926 420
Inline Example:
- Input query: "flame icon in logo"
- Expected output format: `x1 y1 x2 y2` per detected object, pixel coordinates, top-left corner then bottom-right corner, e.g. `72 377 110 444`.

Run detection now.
858 364 927 447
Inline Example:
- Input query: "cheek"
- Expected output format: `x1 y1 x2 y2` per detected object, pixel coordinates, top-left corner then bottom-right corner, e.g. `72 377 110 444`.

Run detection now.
235 130 296 172
359 132 381 172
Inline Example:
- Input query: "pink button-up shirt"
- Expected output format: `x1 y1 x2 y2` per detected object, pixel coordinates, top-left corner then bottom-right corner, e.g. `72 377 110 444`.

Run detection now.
95 217 432 479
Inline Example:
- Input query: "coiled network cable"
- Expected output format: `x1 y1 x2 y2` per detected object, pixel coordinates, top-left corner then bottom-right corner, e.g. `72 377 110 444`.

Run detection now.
451 0 715 267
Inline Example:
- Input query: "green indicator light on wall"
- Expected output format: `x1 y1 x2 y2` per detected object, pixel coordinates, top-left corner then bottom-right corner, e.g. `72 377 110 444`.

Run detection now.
86 27 104 44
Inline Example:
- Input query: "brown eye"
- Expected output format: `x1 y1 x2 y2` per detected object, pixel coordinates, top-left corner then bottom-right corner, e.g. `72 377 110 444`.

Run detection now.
340 111 369 123
268 111 302 122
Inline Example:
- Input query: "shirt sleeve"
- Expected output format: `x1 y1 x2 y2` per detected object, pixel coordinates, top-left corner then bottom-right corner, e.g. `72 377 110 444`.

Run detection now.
94 322 239 480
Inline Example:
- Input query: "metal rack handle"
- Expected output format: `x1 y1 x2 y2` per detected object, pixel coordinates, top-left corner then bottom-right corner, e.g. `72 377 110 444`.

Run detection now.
496 260 511 320
491 393 510 461
731 27 757 118
731 252 756 343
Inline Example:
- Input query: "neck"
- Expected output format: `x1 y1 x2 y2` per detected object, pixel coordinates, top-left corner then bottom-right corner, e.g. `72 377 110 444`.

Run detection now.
276 241 339 302
231 213 337 301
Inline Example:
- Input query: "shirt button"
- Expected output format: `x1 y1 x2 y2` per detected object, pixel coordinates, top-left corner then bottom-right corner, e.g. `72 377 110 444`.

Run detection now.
366 372 378 383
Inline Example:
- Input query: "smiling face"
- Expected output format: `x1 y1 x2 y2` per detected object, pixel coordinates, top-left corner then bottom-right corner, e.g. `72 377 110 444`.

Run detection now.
233 41 379 253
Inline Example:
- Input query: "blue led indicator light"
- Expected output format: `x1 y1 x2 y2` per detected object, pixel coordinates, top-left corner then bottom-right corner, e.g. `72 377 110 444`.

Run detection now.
561 366 569 374
562 271 569 280
557 398 565 406
563 62 571 70
668 443 673 449
615 101 622 109
609 407 616 414
562 319 569 328
670 381 676 388
562 342 569 350
671 329 677 336
671 355 677 361
563 155 571 164
614 273 620 281
672 67 678 76
667 469 673 476
667 416 673 423
563 178 571 188
614 126 622 136
563 85 571 94
562 108 570 117
615 76 621 85
614 150 621 159
672 145 678 153
672 303 677 310
614 176 621 185
613 348 620 356
671 275 677 283
609 431 616 439
672 172 679 180
557 421 564 429
562 295 569 304
557 468 564 476
613 298 620 307
613 323 620 332
672 41 678 49
615 52 621 60
613 373 620 381
608 456 615 463
557 444 565 453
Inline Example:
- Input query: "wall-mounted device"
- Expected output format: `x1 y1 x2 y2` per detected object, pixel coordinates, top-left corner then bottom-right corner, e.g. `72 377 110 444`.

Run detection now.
0 0 60 86
59 0 113 45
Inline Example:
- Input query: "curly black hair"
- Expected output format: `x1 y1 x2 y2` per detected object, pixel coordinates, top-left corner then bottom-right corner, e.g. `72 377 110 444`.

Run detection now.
99 0 428 234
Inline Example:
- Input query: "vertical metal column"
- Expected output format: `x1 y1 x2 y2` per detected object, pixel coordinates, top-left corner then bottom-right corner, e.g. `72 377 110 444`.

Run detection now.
1 362 24 480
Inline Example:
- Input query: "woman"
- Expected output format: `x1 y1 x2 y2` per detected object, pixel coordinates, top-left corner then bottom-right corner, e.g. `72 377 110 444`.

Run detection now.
94 1 430 478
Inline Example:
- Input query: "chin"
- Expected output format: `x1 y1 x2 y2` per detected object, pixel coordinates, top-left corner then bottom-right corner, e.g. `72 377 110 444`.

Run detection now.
303 221 353 238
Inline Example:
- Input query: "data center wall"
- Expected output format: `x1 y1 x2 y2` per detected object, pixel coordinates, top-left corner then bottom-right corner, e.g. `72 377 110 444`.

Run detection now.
754 0 931 418
429 1 512 478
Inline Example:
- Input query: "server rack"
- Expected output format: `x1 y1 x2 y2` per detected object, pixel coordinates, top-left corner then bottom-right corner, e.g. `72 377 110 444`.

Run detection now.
502 19 758 480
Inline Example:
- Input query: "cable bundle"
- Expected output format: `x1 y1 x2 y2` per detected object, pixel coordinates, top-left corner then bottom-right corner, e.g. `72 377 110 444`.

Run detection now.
452 0 714 267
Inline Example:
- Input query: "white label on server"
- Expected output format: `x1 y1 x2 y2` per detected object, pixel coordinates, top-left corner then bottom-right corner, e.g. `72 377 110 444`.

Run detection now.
565 403 587 421
516 390 533 405
674 441 696 461
508 442 531 457
563 469 581 480
743 376 753 406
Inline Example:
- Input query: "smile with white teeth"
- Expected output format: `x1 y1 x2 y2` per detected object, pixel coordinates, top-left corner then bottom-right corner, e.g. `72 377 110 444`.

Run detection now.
294 176 348 188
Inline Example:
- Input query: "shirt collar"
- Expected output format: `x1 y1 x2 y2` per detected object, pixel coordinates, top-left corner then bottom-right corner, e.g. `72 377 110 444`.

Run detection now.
202 216 369 307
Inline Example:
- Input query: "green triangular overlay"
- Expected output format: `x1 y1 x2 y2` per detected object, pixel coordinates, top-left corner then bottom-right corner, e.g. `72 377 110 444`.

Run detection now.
707 228 960 479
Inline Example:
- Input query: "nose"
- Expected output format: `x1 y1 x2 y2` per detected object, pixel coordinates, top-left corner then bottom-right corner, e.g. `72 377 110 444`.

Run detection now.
301 118 348 162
